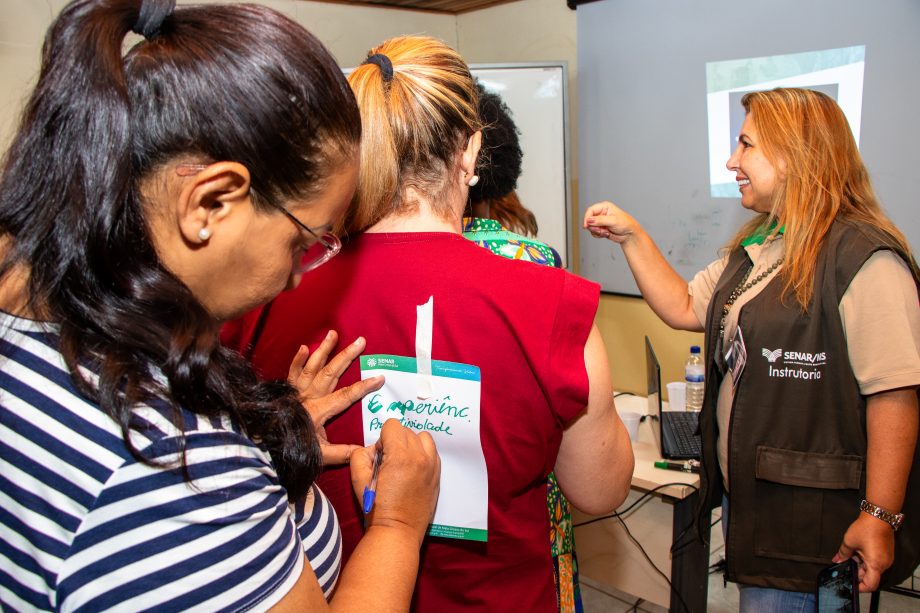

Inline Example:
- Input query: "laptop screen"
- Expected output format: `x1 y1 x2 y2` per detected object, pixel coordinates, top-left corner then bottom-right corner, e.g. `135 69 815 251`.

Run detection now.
645 335 702 460
645 336 662 442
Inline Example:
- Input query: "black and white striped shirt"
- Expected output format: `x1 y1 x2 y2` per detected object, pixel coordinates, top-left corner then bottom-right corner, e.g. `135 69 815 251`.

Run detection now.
0 313 341 611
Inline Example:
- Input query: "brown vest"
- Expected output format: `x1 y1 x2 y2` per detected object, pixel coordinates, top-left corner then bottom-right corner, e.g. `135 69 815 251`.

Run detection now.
697 219 920 592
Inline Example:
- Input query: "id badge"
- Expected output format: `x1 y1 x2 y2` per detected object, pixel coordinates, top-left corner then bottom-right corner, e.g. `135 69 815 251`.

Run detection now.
723 326 747 390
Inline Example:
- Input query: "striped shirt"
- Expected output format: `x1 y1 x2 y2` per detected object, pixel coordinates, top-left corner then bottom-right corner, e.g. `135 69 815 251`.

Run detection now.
0 313 341 611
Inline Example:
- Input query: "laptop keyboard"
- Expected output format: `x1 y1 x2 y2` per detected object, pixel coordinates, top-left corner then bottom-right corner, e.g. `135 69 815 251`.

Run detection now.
668 411 702 457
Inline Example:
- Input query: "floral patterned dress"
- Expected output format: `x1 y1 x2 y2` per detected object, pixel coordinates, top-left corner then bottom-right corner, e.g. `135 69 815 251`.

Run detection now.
462 217 583 613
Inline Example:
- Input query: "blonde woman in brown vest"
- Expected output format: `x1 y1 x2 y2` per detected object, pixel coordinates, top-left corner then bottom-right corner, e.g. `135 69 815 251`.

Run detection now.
584 87 919 611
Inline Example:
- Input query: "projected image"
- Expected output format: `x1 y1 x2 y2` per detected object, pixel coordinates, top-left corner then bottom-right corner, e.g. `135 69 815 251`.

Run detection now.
706 46 865 197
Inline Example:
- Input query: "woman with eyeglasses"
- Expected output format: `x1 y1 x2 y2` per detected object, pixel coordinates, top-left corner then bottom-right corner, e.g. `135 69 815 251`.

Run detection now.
222 35 635 612
0 1 439 611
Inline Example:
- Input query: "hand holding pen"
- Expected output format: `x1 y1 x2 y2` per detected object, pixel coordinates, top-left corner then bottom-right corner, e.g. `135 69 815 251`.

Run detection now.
363 446 383 514
349 419 441 539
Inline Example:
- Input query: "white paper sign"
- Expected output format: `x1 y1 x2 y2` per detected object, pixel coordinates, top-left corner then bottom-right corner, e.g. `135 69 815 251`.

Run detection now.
360 354 487 541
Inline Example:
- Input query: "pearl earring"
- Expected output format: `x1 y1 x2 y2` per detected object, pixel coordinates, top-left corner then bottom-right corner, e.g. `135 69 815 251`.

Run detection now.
198 227 211 241
467 174 480 187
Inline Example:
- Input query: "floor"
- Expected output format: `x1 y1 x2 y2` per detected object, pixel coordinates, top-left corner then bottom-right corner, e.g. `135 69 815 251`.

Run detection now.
579 506 920 612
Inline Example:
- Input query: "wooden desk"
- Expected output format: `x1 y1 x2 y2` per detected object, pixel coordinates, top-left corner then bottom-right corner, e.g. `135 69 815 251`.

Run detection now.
573 394 710 612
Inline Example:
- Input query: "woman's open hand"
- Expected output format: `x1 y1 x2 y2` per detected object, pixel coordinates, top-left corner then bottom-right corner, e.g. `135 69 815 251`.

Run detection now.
288 330 384 465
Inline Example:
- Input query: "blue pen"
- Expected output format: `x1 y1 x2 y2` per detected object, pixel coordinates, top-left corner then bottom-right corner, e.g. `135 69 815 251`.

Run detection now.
363 446 383 514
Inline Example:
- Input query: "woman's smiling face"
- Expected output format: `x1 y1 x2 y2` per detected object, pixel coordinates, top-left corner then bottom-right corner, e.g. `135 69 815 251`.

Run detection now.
726 112 782 214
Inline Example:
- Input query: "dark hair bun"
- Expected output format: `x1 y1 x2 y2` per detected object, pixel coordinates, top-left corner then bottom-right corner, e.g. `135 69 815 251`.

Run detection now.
471 80 523 203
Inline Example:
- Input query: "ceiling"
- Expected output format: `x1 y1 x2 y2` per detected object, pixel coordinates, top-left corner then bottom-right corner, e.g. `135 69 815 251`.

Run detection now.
309 0 523 15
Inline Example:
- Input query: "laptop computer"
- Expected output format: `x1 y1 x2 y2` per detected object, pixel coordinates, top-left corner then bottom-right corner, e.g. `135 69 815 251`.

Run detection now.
645 336 701 460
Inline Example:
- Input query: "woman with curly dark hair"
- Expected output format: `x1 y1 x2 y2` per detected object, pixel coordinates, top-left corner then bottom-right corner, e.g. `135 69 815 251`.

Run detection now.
463 82 578 610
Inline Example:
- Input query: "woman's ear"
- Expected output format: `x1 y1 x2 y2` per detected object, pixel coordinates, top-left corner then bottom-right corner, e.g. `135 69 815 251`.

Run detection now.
460 131 483 184
176 162 252 245
776 156 788 180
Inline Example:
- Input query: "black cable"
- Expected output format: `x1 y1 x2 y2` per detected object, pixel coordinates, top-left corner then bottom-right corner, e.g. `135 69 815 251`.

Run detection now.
672 510 722 564
707 514 726 579
613 391 655 422
615 511 694 613
670 523 700 558
573 482 700 613
573 482 698 528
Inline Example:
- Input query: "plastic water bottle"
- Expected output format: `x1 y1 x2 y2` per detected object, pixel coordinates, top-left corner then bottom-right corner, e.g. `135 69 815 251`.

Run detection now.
685 345 705 411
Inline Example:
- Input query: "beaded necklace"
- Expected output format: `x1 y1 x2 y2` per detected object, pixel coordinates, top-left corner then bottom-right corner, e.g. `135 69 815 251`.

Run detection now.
718 257 784 344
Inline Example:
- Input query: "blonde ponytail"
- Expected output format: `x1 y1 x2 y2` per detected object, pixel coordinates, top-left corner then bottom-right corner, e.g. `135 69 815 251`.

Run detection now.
345 36 480 234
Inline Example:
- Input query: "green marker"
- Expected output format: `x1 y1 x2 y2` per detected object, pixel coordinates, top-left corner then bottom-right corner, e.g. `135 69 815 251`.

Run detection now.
654 460 699 474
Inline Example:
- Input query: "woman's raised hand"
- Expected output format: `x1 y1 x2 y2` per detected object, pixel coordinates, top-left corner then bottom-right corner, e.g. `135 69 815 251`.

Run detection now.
583 201 642 244
350 419 441 542
583 201 701 331
288 331 384 465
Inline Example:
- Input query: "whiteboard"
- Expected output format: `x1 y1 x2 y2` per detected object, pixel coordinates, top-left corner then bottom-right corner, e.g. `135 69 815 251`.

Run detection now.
576 0 920 295
470 63 571 268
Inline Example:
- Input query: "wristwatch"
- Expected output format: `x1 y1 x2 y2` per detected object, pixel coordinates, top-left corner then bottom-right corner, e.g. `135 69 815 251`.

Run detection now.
859 499 904 531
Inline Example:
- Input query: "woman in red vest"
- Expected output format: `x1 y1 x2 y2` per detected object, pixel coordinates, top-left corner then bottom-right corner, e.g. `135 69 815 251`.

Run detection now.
224 35 635 612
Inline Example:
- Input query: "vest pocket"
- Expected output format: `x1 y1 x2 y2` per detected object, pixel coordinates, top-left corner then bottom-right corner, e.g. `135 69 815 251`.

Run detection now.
752 446 863 563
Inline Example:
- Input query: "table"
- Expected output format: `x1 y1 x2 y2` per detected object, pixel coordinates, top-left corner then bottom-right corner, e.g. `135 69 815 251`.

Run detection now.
572 394 710 612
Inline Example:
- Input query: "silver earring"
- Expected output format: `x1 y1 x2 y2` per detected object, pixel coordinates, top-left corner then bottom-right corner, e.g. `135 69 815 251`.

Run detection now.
467 174 480 187
198 227 211 241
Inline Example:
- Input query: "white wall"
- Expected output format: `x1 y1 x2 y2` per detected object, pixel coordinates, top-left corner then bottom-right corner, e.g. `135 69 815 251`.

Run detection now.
0 1 67 148
249 0 458 68
0 0 575 179
457 0 578 200
0 0 460 148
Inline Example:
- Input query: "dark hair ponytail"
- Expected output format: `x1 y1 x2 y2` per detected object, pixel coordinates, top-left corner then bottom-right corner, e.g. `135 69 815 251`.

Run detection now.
0 0 360 501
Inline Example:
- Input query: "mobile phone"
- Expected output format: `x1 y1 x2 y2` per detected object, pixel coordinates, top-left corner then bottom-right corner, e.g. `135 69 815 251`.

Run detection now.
816 559 859 613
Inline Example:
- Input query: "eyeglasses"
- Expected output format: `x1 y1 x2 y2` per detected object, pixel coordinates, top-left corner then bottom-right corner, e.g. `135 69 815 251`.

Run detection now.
268 202 341 273
175 164 341 274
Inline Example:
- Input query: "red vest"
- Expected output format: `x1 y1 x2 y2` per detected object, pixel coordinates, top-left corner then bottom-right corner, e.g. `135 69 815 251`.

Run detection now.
224 231 599 611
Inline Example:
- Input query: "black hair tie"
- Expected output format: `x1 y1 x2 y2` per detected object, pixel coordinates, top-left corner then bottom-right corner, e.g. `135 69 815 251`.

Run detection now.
132 0 176 39
362 53 394 82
